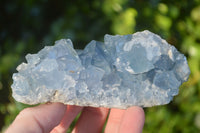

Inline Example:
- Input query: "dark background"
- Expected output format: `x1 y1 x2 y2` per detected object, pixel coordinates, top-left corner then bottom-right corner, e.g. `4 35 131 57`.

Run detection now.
0 0 200 132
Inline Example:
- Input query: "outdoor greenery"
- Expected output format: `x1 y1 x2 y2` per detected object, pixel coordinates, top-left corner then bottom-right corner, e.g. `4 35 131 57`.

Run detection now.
0 0 200 132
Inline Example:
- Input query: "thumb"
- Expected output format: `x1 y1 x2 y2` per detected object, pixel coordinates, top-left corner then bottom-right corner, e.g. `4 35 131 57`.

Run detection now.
6 102 66 133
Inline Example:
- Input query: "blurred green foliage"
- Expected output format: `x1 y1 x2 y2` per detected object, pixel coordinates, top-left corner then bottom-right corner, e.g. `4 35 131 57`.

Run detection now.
0 0 200 132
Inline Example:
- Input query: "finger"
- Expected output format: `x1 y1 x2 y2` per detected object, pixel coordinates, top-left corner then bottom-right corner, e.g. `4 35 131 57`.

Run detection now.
5 103 66 133
72 107 109 133
104 108 126 133
51 105 83 133
118 106 145 133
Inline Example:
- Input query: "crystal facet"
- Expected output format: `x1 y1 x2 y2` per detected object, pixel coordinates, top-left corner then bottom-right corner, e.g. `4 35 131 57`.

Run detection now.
11 30 190 108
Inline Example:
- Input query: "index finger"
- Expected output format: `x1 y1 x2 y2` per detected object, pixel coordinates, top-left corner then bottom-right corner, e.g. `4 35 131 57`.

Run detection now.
6 103 66 133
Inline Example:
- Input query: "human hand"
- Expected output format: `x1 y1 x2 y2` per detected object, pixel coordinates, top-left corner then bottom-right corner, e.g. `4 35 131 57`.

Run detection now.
5 103 145 133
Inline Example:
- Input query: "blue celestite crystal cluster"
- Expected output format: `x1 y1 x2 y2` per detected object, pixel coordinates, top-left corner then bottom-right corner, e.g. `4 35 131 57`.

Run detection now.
11 30 190 108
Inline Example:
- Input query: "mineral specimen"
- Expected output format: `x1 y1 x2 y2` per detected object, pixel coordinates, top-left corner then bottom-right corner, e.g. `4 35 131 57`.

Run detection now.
11 30 190 108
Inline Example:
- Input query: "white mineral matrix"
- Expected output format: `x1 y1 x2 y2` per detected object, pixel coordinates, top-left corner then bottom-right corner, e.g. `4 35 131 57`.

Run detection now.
11 30 190 108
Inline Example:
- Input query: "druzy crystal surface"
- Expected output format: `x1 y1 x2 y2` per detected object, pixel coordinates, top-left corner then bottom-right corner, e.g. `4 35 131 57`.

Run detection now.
11 30 190 108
